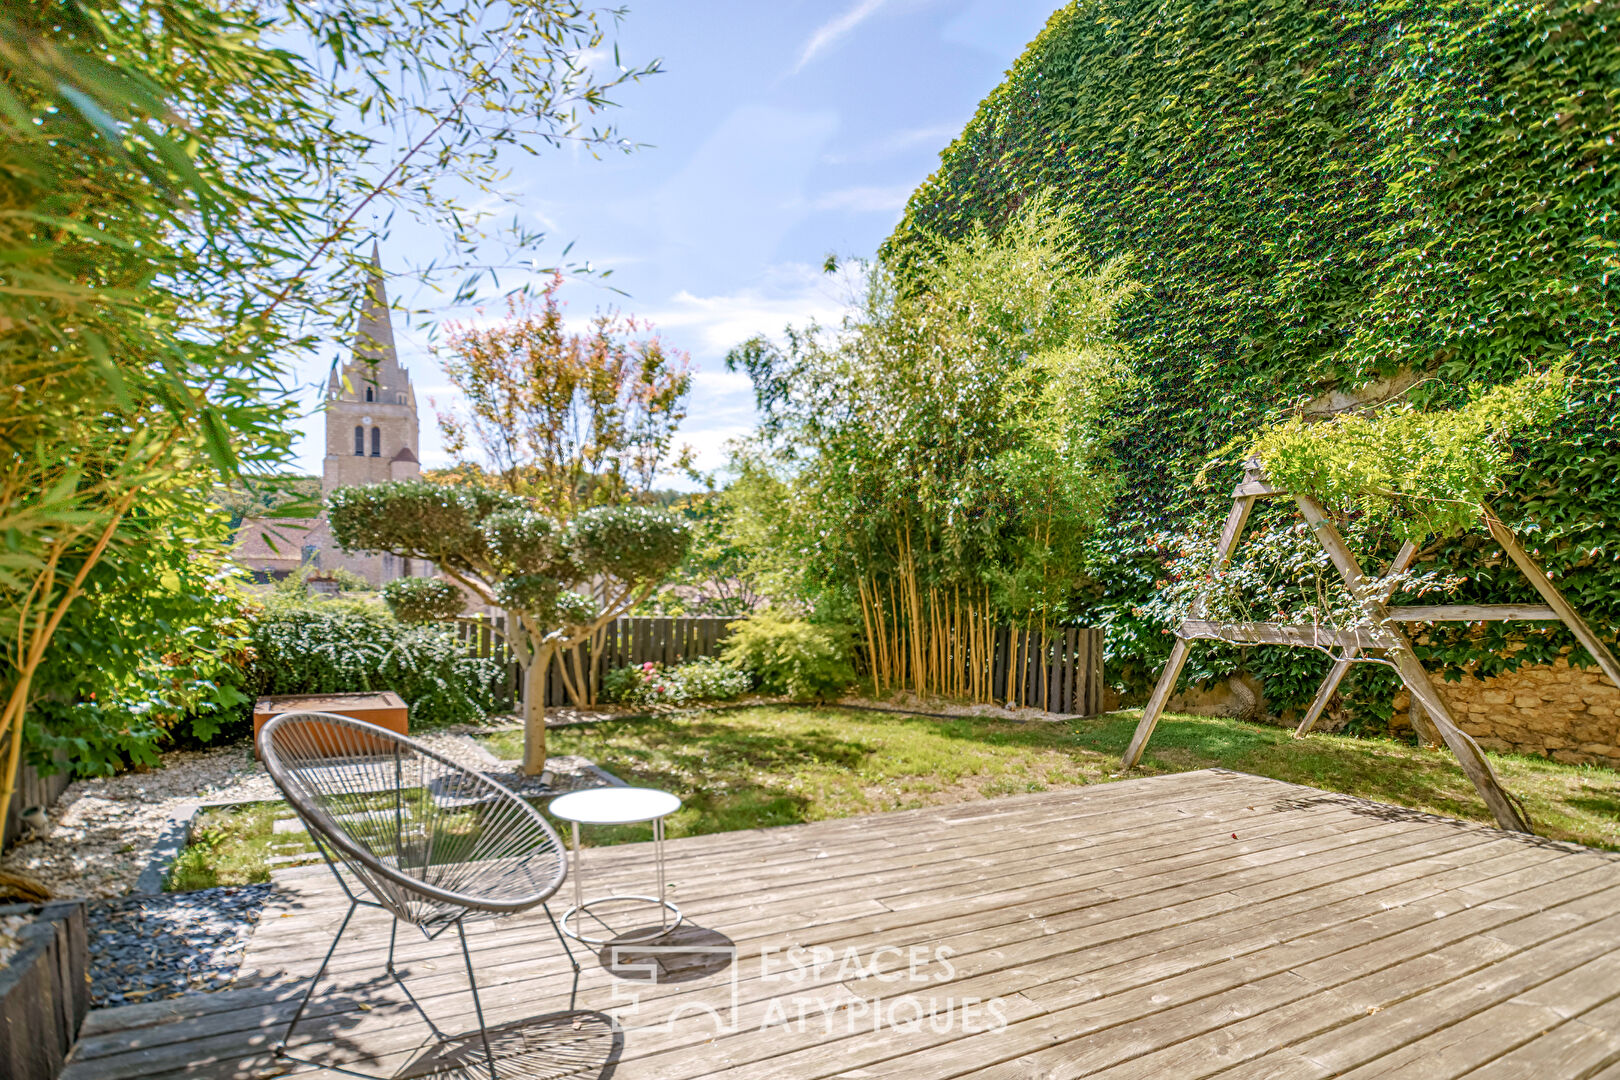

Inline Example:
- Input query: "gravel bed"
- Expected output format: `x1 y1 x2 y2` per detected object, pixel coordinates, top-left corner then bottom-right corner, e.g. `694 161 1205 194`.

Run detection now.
0 911 28 966
86 884 272 1006
0 727 561 900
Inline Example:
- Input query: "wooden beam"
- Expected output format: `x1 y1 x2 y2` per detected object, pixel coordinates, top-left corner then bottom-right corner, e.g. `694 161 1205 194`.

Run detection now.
1296 541 1416 738
1232 458 1287 498
1121 638 1192 771
1296 494 1532 833
1294 651 1357 738
1384 604 1559 622
1482 504 1620 689
1180 620 1392 652
1121 494 1257 770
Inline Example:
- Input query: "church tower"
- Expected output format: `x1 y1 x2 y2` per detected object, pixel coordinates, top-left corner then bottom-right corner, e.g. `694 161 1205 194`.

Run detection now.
322 245 421 496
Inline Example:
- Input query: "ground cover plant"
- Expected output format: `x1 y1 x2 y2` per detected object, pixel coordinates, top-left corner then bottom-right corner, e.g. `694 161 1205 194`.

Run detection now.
601 658 750 708
164 803 318 892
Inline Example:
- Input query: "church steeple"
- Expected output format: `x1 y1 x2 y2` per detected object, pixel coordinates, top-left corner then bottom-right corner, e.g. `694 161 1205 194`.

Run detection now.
322 245 420 497
354 241 399 371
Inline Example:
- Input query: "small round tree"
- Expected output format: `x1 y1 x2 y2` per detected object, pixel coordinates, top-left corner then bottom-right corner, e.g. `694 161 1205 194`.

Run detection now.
328 479 689 773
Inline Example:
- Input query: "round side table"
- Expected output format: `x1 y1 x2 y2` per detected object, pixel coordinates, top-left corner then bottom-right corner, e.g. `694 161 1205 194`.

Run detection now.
548 786 683 945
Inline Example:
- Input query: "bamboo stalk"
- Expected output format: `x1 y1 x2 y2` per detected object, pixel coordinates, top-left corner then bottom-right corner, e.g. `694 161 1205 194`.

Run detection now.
857 575 880 696
894 579 907 689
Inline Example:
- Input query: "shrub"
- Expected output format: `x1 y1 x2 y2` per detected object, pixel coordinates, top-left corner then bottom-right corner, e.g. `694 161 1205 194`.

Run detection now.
383 577 466 623
28 550 255 776
246 596 504 727
601 657 750 708
720 613 854 701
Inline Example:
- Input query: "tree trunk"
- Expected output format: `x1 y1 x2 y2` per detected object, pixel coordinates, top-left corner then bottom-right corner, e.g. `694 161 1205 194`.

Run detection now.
522 646 551 775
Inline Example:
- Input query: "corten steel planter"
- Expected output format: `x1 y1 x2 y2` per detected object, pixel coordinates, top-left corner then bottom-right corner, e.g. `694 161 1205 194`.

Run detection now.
0 901 89 1080
252 691 408 758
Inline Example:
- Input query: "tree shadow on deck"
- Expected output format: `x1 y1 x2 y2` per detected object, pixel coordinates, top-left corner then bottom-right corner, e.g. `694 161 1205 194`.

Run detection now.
392 1010 622 1079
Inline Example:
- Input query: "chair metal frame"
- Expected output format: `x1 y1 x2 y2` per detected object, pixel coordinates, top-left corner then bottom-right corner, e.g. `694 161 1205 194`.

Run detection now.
258 710 581 1080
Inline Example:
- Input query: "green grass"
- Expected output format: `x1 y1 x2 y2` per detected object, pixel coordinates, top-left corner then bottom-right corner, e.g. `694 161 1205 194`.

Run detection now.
165 787 537 891
478 706 1620 851
164 802 318 891
162 705 1620 891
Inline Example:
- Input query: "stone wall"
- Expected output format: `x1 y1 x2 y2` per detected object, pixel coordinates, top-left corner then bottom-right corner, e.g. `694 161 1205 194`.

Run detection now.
1393 656 1620 769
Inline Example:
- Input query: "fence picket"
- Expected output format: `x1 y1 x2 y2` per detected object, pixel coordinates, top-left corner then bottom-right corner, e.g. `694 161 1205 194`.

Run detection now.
458 615 1095 714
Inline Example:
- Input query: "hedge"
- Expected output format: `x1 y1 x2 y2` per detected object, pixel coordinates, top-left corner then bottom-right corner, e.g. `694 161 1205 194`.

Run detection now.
885 0 1619 719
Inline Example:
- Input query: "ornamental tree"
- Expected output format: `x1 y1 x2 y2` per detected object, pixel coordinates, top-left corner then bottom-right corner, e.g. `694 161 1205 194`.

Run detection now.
329 480 689 773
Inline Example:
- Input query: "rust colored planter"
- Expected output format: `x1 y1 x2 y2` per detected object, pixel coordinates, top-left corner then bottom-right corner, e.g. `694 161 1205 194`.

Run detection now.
252 692 408 757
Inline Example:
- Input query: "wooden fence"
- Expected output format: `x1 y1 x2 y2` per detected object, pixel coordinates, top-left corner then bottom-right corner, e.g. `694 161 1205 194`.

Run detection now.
457 616 739 709
2 758 71 852
978 625 1105 716
460 615 1104 716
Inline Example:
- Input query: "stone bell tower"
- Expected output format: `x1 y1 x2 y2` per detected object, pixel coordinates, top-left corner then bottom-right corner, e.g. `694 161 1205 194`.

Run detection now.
322 244 421 496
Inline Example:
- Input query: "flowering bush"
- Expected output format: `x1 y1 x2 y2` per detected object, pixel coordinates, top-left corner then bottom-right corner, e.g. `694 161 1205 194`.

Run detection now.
247 595 505 727
601 657 750 708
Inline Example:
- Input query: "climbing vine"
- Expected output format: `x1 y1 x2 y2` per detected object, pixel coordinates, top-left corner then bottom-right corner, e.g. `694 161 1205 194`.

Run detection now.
886 0 1620 718
1247 368 1571 541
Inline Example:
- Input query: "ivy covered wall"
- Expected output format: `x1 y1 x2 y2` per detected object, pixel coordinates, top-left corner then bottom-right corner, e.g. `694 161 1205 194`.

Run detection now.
885 0 1619 721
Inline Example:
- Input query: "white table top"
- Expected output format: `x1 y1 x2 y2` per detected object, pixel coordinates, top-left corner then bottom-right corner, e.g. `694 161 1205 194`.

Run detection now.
548 786 682 825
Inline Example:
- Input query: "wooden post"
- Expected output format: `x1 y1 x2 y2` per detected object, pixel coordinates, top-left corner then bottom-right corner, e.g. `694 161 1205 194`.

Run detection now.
1483 503 1620 688
1121 491 1258 769
1409 698 1445 748
1296 494 1531 832
1295 540 1418 738
1295 651 1357 738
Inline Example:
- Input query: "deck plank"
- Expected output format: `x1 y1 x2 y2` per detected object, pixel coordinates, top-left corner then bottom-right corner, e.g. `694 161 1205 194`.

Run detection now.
62 769 1620 1080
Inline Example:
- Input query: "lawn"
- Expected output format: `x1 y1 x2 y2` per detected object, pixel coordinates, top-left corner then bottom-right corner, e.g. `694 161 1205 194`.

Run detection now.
480 705 1620 852
166 704 1620 889
165 802 318 891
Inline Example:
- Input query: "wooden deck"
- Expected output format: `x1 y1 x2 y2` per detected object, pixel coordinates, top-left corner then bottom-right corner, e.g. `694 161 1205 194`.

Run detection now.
64 769 1620 1080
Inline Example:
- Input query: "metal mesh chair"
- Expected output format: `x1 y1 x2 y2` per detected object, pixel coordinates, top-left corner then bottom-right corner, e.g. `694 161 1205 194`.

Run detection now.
258 710 579 1079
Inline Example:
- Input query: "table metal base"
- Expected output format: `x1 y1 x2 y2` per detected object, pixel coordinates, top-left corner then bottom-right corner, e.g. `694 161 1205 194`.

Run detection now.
561 813 680 945
559 895 683 945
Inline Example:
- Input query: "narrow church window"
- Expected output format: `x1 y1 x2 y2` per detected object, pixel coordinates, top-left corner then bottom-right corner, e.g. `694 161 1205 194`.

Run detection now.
371 426 381 456
365 386 375 402
354 425 364 455
396 393 406 405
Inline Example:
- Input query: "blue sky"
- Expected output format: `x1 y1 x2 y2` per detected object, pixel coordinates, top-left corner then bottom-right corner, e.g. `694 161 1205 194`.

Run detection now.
288 0 1064 482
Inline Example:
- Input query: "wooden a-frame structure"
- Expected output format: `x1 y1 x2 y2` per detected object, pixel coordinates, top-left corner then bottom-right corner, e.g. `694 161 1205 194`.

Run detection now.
1122 461 1620 833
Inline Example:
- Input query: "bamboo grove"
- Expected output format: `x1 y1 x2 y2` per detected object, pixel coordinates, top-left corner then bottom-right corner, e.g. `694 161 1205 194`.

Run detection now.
728 200 1135 705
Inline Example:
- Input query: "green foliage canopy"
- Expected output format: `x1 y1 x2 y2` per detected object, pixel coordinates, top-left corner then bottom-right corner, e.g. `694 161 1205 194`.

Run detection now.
1248 368 1572 541
730 198 1136 626
887 0 1620 712
382 578 467 625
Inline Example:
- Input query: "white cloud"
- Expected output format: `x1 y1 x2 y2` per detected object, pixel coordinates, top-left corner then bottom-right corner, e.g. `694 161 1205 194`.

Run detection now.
794 0 887 74
645 261 864 356
813 183 914 214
